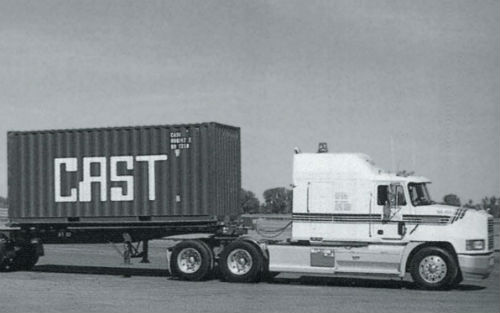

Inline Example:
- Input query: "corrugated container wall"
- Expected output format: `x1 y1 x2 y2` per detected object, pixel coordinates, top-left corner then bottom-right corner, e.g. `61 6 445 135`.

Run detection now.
8 122 241 224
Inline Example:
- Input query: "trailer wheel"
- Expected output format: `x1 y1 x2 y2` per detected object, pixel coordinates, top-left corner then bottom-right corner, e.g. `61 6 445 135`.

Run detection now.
12 246 39 271
170 240 212 281
0 260 12 271
410 247 458 290
0 251 13 272
219 240 263 283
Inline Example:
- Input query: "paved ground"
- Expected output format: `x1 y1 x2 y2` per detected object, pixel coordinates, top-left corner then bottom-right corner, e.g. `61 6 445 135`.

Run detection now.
0 240 498 313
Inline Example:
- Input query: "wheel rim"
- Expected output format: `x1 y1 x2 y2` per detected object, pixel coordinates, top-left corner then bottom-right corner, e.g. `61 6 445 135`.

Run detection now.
227 248 253 275
177 248 202 274
418 255 447 284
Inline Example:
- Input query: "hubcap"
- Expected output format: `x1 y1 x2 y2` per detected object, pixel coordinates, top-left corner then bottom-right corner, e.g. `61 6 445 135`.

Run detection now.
177 248 202 274
419 255 447 283
227 249 253 275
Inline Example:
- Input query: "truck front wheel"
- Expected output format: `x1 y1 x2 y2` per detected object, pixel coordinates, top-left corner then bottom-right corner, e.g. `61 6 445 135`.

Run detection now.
219 240 263 283
170 240 213 281
410 247 458 290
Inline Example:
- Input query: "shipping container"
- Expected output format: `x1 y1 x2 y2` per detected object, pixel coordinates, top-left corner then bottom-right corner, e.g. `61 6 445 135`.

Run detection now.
7 122 241 224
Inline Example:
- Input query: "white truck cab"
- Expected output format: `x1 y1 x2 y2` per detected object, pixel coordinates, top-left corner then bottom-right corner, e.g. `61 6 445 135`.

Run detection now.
267 151 494 289
169 147 494 290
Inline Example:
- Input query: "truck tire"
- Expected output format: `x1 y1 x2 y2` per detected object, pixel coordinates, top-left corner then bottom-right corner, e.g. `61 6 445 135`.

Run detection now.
170 240 212 281
12 246 39 271
219 240 263 283
410 247 458 290
448 269 463 289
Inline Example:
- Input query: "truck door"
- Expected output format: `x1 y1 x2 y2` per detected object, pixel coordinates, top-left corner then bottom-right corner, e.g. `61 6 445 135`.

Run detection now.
373 183 408 240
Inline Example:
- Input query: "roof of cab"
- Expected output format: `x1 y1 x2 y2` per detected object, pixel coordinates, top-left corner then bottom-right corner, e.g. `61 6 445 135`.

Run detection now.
293 153 431 183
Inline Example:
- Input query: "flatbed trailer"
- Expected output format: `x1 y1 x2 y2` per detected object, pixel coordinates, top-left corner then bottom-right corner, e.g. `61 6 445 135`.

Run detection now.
0 219 240 270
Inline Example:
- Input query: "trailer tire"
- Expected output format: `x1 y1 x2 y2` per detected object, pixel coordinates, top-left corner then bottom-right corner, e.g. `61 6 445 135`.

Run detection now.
410 247 458 290
12 246 39 271
219 240 263 283
0 237 12 271
0 250 13 272
0 260 12 271
170 240 212 281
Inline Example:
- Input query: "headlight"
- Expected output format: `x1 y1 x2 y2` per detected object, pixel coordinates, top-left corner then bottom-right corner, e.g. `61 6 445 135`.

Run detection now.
466 239 485 250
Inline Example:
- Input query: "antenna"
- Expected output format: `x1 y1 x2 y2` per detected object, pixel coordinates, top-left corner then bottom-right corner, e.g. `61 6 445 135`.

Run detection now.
390 136 395 172
412 140 416 170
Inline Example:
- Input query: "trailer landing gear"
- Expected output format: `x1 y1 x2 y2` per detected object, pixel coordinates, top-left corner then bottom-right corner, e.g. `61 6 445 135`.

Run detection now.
116 234 151 264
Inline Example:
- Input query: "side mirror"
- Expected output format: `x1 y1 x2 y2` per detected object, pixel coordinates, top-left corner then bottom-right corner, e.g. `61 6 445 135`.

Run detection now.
389 184 398 207
383 201 391 222
382 184 402 222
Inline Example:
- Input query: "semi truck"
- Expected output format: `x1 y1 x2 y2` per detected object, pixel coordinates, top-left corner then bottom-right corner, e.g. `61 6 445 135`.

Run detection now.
0 122 494 290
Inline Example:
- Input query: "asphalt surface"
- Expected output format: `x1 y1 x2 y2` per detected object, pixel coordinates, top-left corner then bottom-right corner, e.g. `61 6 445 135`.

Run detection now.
0 240 498 313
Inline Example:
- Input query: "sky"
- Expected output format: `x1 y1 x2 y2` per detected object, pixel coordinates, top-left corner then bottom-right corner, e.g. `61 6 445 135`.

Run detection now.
0 0 498 203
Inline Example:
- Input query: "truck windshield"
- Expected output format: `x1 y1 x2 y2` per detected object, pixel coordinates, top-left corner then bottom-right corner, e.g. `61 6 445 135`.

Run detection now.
408 183 433 206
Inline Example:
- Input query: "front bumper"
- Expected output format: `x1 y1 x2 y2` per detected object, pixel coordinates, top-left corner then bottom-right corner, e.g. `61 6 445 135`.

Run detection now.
458 253 494 280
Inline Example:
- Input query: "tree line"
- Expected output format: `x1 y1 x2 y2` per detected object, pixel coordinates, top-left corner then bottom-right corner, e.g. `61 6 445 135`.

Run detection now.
240 188 293 214
443 194 500 218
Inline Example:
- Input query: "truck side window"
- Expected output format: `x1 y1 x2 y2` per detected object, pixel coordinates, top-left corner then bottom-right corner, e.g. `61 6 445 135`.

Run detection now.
378 185 407 206
377 185 388 205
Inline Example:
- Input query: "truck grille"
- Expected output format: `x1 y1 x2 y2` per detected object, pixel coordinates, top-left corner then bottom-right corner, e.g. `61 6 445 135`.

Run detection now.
488 218 494 250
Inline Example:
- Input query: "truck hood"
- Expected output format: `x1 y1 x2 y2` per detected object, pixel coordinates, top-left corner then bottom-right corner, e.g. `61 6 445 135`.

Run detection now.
407 203 457 214
427 204 462 216
421 204 490 223
414 204 467 222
